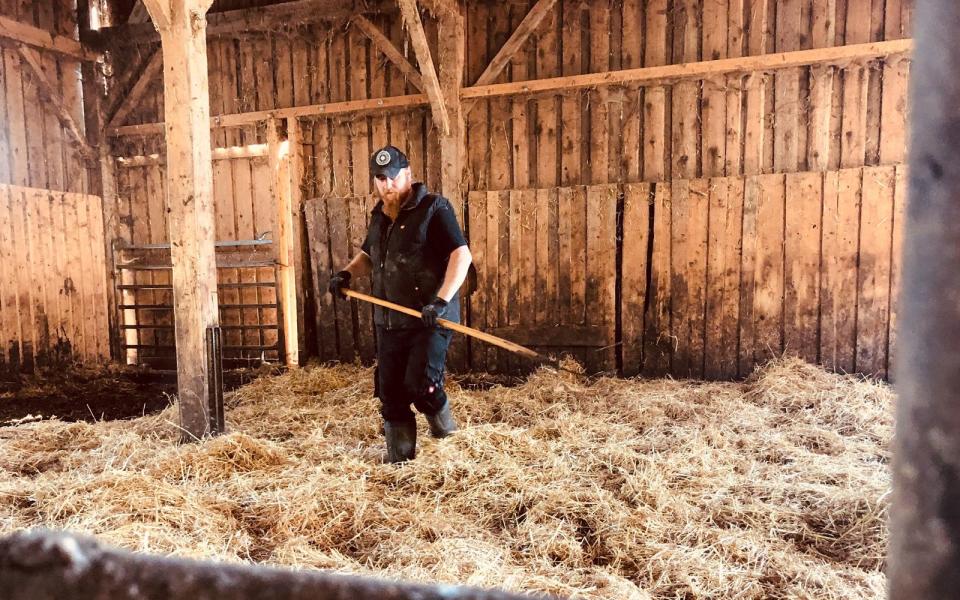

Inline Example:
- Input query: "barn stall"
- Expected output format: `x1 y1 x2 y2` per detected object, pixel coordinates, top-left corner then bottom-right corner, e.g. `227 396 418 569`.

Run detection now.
0 0 930 598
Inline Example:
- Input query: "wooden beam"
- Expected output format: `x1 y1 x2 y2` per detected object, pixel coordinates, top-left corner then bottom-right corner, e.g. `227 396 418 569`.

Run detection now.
267 119 299 367
108 39 912 137
93 0 364 46
108 93 431 137
0 14 98 62
417 0 459 21
154 0 219 440
474 0 557 86
463 38 913 105
140 0 171 30
16 46 96 160
397 0 450 135
129 1 151 23
437 6 464 209
108 50 163 128
351 15 424 92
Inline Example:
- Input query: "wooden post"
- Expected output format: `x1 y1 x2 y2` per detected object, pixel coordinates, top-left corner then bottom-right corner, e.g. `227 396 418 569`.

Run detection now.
436 6 465 216
268 118 299 367
142 0 219 441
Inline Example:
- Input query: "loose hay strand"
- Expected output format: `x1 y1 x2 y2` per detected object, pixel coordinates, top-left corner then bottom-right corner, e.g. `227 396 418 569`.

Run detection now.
0 358 892 599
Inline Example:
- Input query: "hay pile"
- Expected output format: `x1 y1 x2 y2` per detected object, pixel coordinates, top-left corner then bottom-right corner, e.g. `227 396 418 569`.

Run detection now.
0 358 892 599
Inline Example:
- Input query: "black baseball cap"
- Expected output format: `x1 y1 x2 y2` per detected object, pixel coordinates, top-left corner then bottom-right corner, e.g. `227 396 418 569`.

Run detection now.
370 145 410 179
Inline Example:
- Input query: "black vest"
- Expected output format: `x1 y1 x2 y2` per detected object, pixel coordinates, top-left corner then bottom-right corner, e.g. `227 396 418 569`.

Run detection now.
366 183 462 329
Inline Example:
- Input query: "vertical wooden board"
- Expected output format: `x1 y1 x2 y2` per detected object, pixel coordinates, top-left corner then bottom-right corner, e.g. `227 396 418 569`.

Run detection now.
724 0 744 177
494 190 511 371
275 36 294 110
347 196 374 362
536 6 560 188
509 29 530 190
784 171 822 363
742 0 769 176
507 189 523 329
737 175 759 376
621 0 643 183
643 181 671 375
87 195 110 358
208 40 226 148
10 189 33 365
255 34 277 114
671 0 701 180
672 179 709 378
584 184 617 371
534 188 550 324
37 2 62 193
49 191 70 357
468 191 487 372
22 73 47 191
26 191 50 361
705 177 744 379
253 159 277 348
751 173 785 366
214 160 241 346
0 44 8 186
642 0 667 183
560 4 584 186
4 47 28 186
520 189 537 336
404 111 425 186
622 182 651 376
326 196 355 362
349 32 371 198
557 185 573 325
880 58 908 165
887 164 906 379
773 0 801 173
0 187 18 365
820 168 859 373
231 159 257 351
485 190 502 368
568 185 588 327
589 3 610 184
40 192 62 360
303 197 336 361
466 1 488 190
856 166 894 377
368 37 388 156
75 193 98 362
146 165 167 244
701 0 728 178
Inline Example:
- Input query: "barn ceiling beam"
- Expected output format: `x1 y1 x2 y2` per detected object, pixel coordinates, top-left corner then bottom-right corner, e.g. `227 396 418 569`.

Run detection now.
397 0 450 135
106 39 911 138
474 0 557 86
89 0 367 47
15 45 96 159
142 0 219 441
0 14 98 62
107 50 163 128
351 15 424 92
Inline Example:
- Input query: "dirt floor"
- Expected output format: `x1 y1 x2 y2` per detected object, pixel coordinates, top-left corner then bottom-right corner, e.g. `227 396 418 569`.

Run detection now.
0 366 261 425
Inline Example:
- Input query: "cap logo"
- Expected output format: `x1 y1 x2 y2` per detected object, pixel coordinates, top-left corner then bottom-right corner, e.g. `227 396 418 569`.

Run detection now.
375 150 391 166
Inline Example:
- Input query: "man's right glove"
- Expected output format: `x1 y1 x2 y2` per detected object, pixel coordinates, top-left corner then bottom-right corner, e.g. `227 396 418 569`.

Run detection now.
328 270 351 300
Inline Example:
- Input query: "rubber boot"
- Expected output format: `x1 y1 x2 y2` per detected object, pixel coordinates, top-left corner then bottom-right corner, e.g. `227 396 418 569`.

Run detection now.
383 420 417 463
425 403 458 438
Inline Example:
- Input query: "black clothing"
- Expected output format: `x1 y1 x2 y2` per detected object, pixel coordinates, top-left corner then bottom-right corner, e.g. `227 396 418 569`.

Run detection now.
361 182 467 330
374 325 453 423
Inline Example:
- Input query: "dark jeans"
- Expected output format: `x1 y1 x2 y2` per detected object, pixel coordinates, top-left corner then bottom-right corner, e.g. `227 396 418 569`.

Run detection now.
375 326 453 423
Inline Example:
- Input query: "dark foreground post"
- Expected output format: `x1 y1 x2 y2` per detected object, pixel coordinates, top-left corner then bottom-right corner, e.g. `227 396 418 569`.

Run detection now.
0 530 549 600
890 0 960 597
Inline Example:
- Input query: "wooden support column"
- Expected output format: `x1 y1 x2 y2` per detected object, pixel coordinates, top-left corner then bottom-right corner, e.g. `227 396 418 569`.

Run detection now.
267 118 299 367
143 0 219 441
436 6 465 214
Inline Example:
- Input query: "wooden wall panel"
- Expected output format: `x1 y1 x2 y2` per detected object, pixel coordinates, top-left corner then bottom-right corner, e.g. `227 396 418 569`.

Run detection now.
0 185 109 372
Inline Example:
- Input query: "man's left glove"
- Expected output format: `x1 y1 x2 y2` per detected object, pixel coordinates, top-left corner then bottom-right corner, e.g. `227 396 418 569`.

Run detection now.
421 297 449 327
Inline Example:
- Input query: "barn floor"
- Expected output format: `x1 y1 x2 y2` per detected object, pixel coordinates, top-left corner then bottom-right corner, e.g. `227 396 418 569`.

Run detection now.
0 358 891 599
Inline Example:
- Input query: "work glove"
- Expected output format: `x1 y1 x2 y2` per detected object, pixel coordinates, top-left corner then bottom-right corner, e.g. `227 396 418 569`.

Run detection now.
328 270 351 300
421 297 449 327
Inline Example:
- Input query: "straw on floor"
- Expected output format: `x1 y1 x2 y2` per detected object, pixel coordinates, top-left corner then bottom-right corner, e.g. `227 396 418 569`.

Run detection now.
0 357 892 599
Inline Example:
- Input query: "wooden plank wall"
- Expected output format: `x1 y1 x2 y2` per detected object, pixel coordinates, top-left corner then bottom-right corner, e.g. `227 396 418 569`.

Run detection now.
0 185 110 373
460 0 911 189
622 165 906 380
0 1 89 194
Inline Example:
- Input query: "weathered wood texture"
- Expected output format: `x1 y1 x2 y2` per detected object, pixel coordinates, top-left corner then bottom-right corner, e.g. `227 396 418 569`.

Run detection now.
0 185 110 373
0 1 90 194
623 165 904 380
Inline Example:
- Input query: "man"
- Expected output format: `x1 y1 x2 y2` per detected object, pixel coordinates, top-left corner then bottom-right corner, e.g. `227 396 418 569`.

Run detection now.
328 145 473 463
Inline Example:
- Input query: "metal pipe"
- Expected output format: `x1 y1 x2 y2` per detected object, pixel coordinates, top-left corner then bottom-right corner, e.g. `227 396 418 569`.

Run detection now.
889 1 960 596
